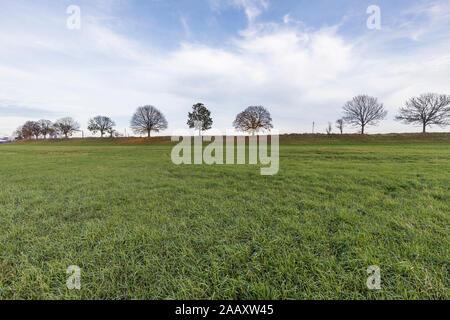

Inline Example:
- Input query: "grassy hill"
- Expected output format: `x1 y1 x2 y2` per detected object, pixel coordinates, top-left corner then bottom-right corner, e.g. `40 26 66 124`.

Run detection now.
11 132 450 146
0 134 448 299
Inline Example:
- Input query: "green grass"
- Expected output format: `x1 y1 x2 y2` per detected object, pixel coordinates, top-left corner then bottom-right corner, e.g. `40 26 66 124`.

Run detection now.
0 134 449 299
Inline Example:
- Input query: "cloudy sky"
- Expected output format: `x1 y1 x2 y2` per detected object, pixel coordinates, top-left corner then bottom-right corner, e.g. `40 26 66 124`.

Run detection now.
1 0 450 136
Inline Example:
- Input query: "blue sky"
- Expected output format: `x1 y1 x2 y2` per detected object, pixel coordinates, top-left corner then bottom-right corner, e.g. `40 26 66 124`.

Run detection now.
1 0 450 136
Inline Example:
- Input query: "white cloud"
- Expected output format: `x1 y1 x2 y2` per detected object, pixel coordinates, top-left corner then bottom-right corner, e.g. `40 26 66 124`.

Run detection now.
209 0 269 24
234 0 269 23
283 14 291 24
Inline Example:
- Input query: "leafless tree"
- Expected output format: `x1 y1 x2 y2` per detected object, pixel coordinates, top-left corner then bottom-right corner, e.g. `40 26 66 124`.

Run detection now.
17 123 31 140
342 95 387 134
87 116 116 137
20 121 40 139
326 122 332 135
233 106 273 135
38 119 53 139
335 119 344 134
395 93 450 133
53 117 80 138
130 105 168 137
48 129 58 139
14 127 25 140
111 130 122 138
15 126 26 140
31 122 42 139
106 126 117 138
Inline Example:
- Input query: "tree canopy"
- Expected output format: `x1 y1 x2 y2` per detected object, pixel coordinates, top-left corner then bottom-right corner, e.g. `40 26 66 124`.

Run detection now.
342 95 387 134
232 106 273 135
53 117 80 138
130 105 168 137
396 93 450 133
187 103 213 135
88 116 116 137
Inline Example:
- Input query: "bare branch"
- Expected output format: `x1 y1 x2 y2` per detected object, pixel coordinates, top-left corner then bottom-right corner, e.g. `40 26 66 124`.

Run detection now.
396 93 450 133
53 117 80 138
130 105 168 137
233 106 273 135
88 116 116 137
342 95 387 134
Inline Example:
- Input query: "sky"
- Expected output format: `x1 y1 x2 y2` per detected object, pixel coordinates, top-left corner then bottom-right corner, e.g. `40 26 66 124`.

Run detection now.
1 0 450 137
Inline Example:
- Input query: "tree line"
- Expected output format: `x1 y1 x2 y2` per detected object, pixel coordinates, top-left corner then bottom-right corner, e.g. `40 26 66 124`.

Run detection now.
13 92 450 140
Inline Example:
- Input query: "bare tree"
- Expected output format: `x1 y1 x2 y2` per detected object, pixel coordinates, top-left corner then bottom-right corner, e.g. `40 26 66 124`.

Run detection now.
130 105 168 137
233 106 273 135
106 126 117 138
53 117 80 138
20 121 41 139
326 122 332 135
14 126 26 140
30 121 41 139
395 93 450 133
17 123 31 140
48 128 58 139
21 124 32 139
342 95 387 134
335 119 344 134
87 116 116 137
38 119 53 139
110 129 122 138
14 131 23 141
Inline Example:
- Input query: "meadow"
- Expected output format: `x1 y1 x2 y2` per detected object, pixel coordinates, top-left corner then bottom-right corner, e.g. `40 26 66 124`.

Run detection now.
0 134 448 299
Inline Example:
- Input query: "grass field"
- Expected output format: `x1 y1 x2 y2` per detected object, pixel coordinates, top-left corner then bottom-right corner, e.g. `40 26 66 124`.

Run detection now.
0 134 448 299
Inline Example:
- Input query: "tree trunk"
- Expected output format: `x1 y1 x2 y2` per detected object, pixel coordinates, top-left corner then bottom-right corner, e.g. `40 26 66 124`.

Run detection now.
361 125 365 135
101 132 104 138
147 131 151 138
423 123 426 133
